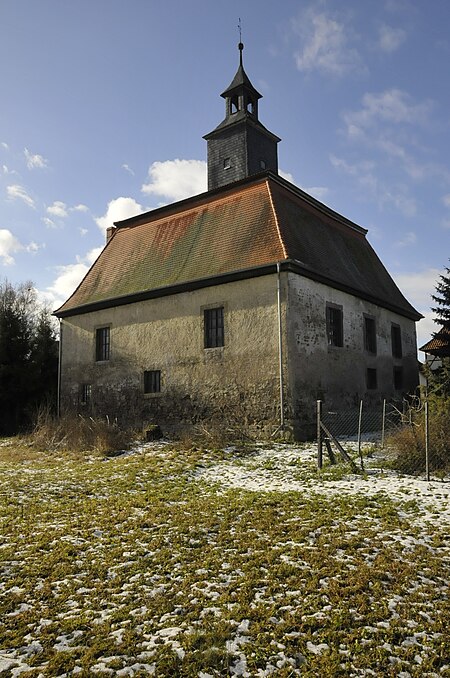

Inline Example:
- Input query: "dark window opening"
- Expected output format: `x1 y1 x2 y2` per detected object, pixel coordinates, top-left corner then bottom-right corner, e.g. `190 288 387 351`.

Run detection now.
223 157 231 170
391 324 402 358
393 366 403 390
204 307 224 348
326 305 343 347
144 370 161 394
81 384 92 405
96 327 110 361
364 316 377 354
366 368 377 390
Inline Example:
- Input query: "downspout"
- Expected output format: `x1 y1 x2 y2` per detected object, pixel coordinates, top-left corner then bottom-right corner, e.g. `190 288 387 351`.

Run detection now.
57 318 62 419
277 262 285 431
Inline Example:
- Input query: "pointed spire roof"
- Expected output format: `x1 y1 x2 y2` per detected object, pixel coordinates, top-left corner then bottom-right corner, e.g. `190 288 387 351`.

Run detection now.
220 42 262 100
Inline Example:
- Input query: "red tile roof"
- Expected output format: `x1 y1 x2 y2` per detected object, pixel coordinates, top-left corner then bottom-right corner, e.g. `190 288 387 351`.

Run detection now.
55 173 421 320
420 327 450 356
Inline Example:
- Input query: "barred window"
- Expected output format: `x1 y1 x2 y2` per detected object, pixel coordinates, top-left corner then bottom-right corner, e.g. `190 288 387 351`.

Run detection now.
366 368 377 390
204 307 224 348
81 384 92 405
391 324 402 359
393 366 403 390
326 305 343 347
364 316 377 354
144 370 161 394
95 327 110 361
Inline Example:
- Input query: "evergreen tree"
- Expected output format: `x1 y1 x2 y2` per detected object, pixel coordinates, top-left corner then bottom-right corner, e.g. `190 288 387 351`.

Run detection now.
431 262 450 331
0 279 58 434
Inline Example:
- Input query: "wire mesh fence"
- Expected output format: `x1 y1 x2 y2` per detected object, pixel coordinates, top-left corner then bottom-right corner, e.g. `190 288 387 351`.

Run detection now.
316 398 449 480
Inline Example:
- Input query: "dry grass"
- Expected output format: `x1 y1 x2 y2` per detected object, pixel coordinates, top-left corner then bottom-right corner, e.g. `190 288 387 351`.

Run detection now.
387 397 450 475
29 410 135 456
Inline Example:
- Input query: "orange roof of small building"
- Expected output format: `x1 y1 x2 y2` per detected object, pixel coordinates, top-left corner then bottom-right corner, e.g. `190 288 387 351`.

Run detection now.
419 326 450 356
55 173 421 320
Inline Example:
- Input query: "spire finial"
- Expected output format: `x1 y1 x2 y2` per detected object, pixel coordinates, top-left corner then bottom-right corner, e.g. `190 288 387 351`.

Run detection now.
238 18 244 66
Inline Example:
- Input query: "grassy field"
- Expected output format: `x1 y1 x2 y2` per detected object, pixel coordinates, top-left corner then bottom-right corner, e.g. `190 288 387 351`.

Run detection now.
0 440 449 677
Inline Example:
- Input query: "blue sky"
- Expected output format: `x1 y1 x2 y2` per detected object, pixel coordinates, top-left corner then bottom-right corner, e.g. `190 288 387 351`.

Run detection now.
1 0 449 351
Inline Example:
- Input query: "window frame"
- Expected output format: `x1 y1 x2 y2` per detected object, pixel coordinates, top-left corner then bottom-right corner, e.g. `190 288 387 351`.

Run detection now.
326 303 343 348
95 326 110 362
204 306 225 349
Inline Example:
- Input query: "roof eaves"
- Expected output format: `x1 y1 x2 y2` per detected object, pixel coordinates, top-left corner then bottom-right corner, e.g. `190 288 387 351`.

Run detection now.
266 179 287 259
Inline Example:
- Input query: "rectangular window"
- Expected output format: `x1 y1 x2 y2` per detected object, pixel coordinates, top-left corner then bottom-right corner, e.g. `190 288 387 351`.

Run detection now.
96 327 110 361
393 366 403 390
364 316 377 354
223 157 231 170
366 368 378 390
81 384 92 405
144 370 161 394
391 324 402 358
204 307 224 348
326 305 343 347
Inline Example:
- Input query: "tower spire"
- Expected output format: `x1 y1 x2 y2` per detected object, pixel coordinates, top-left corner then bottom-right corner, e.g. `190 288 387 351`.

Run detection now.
203 38 281 190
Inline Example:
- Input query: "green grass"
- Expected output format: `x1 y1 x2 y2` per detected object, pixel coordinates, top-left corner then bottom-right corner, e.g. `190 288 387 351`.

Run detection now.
0 441 448 677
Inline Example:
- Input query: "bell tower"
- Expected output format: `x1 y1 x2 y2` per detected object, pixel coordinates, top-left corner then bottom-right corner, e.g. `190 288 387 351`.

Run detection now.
204 42 281 191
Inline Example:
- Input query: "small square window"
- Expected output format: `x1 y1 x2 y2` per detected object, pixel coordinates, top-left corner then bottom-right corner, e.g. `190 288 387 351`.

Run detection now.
366 368 377 390
364 316 377 354
223 157 231 170
144 370 161 394
391 324 402 358
96 327 110 361
326 305 343 347
81 384 92 405
204 307 224 348
393 366 403 390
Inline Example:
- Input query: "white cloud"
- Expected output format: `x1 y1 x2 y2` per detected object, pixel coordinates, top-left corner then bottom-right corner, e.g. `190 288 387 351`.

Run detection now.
279 169 295 183
0 229 23 265
1 142 9 150
378 25 406 53
26 241 42 254
41 217 57 229
292 8 364 76
24 147 48 170
142 159 207 203
122 163 135 176
392 268 443 350
394 230 417 247
45 246 103 311
71 203 89 212
6 184 35 209
343 89 433 139
1 164 17 176
300 185 330 201
442 194 450 208
95 196 144 233
47 200 68 218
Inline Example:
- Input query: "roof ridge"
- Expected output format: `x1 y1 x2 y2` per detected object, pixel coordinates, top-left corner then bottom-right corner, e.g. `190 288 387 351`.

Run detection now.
266 179 287 259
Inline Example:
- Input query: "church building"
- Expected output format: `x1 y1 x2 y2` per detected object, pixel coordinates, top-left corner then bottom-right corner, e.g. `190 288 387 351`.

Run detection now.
55 44 421 438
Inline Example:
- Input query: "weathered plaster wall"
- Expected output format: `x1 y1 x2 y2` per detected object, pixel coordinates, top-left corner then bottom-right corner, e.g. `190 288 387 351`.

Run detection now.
286 273 419 436
60 275 286 436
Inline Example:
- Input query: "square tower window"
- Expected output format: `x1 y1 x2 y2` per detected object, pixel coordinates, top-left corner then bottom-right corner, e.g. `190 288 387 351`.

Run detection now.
223 157 231 170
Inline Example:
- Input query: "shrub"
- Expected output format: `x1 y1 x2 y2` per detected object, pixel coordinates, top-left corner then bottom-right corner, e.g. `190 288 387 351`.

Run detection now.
30 408 135 455
387 396 450 474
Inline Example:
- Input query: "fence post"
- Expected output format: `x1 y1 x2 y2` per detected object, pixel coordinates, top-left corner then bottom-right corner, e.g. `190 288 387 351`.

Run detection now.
381 399 386 449
357 400 365 473
425 399 430 481
317 400 323 469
